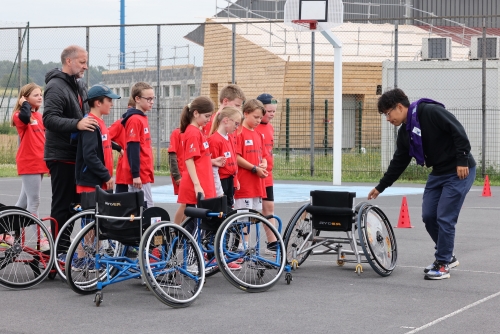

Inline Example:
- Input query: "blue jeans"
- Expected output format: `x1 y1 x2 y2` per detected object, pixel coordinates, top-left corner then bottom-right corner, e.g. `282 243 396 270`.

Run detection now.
421 166 476 263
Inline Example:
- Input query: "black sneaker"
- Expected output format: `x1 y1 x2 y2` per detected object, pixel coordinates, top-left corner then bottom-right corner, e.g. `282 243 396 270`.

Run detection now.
265 241 277 255
424 255 458 273
424 261 450 280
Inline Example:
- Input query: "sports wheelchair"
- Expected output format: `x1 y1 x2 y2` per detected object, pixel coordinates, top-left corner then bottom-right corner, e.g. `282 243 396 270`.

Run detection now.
284 191 397 277
64 187 205 307
0 204 57 289
182 194 292 292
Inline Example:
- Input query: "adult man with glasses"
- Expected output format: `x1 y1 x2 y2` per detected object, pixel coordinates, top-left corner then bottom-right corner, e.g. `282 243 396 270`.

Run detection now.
368 88 476 280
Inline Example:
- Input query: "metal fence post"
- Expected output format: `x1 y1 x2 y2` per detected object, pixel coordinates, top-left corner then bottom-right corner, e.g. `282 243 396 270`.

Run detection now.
86 27 90 89
323 99 328 156
310 31 315 177
18 29 22 92
482 18 486 178
26 22 29 85
232 23 236 84
286 98 290 163
156 25 161 171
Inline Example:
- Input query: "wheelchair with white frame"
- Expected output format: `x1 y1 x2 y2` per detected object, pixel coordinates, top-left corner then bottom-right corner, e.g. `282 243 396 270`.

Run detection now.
284 191 397 277
64 187 205 307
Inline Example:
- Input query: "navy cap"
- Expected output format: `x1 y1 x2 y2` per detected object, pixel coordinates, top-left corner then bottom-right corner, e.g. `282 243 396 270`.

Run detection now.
256 93 277 105
85 84 121 102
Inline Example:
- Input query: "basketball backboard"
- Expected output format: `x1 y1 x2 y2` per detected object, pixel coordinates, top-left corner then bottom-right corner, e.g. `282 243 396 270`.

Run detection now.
284 0 343 32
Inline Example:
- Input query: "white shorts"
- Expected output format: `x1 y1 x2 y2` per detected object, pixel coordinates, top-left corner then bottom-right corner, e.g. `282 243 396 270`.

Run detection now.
234 197 262 211
128 183 153 208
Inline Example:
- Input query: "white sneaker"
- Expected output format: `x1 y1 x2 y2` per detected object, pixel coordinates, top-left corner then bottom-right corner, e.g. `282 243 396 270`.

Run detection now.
187 264 199 275
237 242 248 252
40 237 50 252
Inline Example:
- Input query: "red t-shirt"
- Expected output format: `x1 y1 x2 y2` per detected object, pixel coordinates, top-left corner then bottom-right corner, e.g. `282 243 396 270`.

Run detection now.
208 131 238 179
108 118 127 185
234 127 268 199
168 128 185 175
13 110 49 175
256 122 274 187
177 124 215 204
76 114 113 194
124 114 154 184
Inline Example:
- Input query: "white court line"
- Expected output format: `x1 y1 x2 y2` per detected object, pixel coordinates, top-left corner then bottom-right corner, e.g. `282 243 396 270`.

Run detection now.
405 291 500 334
398 265 500 275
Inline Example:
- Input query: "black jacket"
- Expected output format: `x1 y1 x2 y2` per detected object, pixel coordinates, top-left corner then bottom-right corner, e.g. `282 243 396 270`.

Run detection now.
376 102 476 193
43 68 89 162
75 124 111 187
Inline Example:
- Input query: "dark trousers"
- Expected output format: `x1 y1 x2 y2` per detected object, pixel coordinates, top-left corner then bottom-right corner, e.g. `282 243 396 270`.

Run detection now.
421 166 476 263
47 161 78 251
220 176 235 208
115 184 128 193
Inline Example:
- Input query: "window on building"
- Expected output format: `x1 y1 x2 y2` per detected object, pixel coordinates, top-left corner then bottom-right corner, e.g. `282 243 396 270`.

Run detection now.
122 87 130 97
163 85 170 97
173 85 181 97
188 85 196 97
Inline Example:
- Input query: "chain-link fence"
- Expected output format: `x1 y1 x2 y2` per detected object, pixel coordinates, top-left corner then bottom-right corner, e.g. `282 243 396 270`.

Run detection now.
1 14 499 181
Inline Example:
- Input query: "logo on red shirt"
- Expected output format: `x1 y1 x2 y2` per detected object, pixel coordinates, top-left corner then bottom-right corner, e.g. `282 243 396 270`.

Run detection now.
245 140 253 146
129 128 136 137
144 127 149 134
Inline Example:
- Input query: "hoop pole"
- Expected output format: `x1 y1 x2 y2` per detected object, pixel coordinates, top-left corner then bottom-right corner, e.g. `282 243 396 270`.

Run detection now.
319 24 343 185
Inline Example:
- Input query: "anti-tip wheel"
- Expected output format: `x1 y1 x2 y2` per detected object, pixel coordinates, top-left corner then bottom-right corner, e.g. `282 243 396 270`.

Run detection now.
337 260 345 267
355 264 363 275
285 273 292 284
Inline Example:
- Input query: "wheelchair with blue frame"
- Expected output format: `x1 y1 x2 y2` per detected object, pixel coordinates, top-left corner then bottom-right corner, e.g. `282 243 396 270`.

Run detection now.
182 194 292 292
284 191 397 277
64 186 205 307
0 204 56 289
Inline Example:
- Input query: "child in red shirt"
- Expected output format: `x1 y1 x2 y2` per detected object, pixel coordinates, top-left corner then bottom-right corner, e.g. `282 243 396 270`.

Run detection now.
202 84 245 137
9 83 49 249
175 96 218 224
235 99 277 253
12 83 49 216
122 82 155 208
75 84 121 194
108 96 135 193
208 106 242 208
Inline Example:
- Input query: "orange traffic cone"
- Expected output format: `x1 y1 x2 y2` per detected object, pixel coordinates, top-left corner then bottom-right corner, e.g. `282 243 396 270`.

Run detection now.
396 196 413 228
482 175 492 197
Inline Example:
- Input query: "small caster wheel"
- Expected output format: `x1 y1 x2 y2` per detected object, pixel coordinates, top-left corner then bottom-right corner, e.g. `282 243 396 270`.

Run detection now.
355 264 363 276
285 273 292 285
48 271 57 280
291 259 299 270
337 260 345 267
94 292 103 307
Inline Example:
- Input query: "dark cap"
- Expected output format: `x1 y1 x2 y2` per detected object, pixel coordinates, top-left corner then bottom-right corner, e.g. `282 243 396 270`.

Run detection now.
256 93 277 105
85 84 121 102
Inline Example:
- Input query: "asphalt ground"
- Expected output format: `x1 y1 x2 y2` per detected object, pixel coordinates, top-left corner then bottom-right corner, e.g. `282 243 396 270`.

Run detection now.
0 176 499 334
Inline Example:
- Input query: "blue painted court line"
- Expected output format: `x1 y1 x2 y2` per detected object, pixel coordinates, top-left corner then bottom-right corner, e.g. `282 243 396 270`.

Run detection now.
152 183 424 204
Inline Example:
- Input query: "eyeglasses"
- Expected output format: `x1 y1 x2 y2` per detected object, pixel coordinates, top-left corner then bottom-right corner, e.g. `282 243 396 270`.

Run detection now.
384 106 396 117
229 118 240 127
140 96 156 103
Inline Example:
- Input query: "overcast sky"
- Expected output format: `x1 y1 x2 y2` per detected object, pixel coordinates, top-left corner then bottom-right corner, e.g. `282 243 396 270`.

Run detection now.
0 0 219 27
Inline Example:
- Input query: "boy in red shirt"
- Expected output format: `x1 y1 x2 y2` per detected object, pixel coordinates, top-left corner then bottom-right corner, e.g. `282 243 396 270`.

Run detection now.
202 84 245 137
75 84 120 194
256 93 277 225
121 82 155 208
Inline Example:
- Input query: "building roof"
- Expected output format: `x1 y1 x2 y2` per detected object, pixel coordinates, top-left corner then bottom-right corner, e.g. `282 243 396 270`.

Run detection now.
209 18 471 62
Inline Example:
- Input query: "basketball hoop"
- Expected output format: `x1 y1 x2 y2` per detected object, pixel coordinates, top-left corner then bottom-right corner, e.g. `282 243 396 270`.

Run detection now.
292 19 318 30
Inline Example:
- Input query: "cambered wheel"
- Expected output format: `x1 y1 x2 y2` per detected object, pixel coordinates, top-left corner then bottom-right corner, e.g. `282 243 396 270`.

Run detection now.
0 209 55 289
65 222 114 295
181 217 220 277
214 212 286 293
356 203 397 277
139 222 205 308
283 204 320 268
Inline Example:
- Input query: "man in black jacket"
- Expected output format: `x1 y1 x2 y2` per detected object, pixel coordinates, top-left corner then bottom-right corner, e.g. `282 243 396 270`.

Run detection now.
43 45 98 252
368 88 476 280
